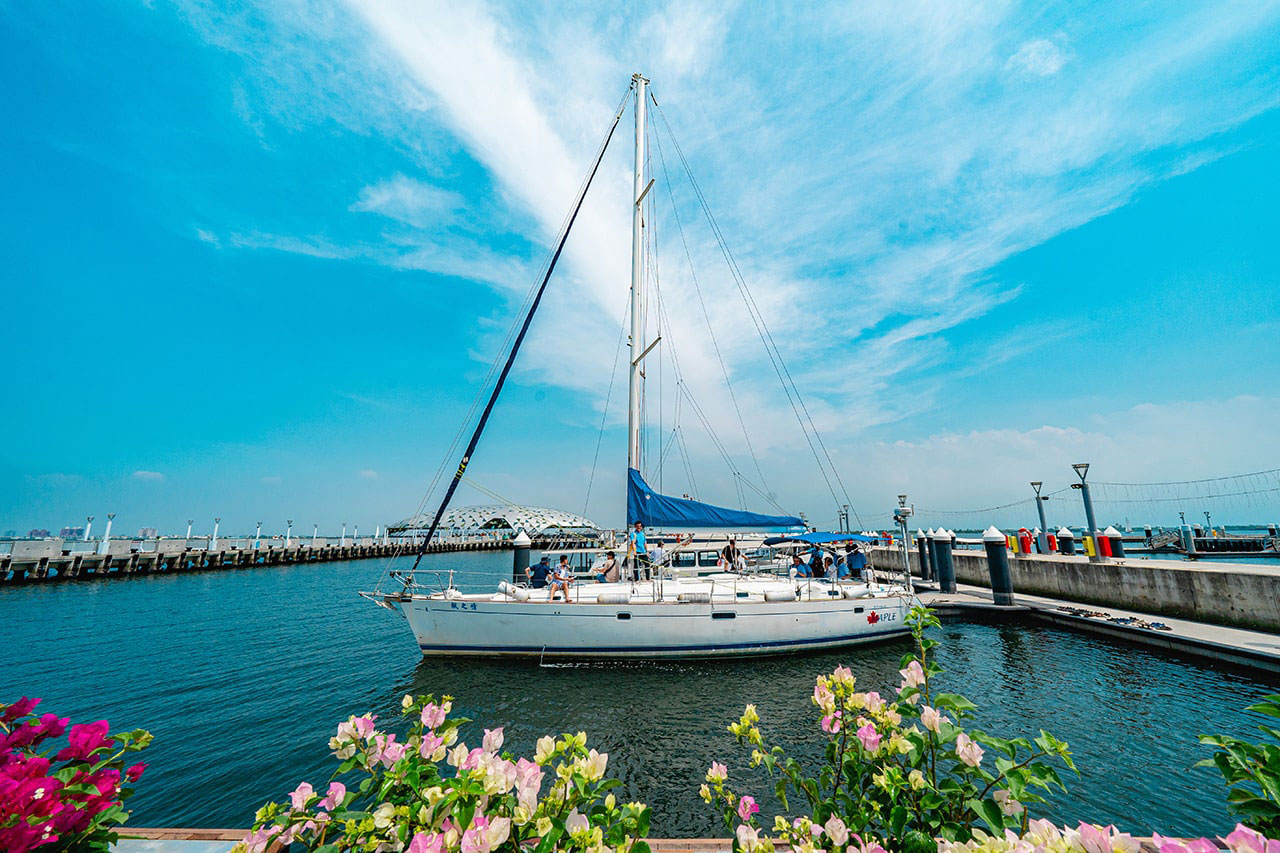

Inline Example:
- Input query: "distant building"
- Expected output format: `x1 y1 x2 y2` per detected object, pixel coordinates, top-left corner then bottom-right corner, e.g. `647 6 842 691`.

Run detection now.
60 526 85 538
138 527 158 538
28 529 51 538
390 505 600 539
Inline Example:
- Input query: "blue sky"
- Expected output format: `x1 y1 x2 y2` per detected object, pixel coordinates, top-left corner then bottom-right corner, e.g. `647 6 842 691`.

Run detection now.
3 0 1279 537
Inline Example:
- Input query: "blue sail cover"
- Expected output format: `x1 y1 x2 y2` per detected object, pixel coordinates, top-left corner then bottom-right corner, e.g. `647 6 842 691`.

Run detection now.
627 468 803 529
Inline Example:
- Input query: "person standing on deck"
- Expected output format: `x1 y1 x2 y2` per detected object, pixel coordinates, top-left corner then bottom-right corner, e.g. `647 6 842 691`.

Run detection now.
721 537 740 569
846 543 869 582
629 521 648 580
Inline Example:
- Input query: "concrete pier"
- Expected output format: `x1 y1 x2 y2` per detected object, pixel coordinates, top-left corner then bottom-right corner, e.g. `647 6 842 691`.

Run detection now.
0 535 595 585
871 544 1280 633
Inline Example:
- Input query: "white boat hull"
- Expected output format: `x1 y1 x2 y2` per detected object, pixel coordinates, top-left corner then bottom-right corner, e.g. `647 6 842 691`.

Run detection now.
394 584 913 659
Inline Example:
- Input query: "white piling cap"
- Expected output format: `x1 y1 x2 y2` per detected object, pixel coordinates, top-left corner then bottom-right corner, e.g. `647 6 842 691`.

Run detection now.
926 527 936 537
983 526 1005 542
1103 525 1121 536
916 528 926 537
1057 527 1073 537
513 530 532 547
1032 527 1041 535
942 528 954 537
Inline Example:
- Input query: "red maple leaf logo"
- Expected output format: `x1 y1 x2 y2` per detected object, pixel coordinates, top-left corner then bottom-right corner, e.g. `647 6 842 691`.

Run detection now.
867 611 880 624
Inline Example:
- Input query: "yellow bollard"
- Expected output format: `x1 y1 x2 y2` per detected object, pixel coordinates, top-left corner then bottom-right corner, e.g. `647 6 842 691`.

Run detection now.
1083 535 1097 557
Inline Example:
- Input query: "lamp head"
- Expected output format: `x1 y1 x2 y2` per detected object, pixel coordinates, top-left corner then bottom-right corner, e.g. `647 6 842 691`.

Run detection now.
1030 480 1043 494
1072 463 1090 481
897 494 908 506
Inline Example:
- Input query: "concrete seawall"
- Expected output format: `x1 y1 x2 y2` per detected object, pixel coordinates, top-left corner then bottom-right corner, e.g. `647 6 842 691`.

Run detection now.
870 545 1280 632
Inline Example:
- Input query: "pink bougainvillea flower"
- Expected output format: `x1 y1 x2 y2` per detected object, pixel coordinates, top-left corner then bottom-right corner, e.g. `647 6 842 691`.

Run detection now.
706 762 728 783
1225 823 1280 853
1 696 40 722
921 706 943 733
955 733 984 767
288 781 314 810
420 703 447 730
565 808 590 834
420 731 445 760
483 727 504 754
824 815 849 846
351 715 377 741
124 763 147 783
899 660 925 691
319 781 346 810
865 692 885 713
1155 834 1221 853
856 722 881 753
409 831 446 853
737 795 759 822
56 720 113 761
994 789 1024 816
737 824 761 852
831 665 854 687
821 712 842 734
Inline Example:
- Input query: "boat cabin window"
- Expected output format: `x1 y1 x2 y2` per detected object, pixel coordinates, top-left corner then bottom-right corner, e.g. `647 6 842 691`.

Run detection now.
697 550 720 566
672 552 697 568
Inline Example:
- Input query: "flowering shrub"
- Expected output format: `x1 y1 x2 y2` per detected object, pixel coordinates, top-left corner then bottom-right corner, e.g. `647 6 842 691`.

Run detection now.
0 696 152 851
1200 694 1280 835
937 820 1138 853
236 694 651 853
940 819 1280 853
702 607 1077 853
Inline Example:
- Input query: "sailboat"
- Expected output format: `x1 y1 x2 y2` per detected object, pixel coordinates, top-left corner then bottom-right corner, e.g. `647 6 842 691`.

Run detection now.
368 75 914 658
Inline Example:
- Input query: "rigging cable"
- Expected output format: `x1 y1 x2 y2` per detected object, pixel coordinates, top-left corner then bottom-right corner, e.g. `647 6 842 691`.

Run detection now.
650 114 774 507
409 86 631 568
649 89 862 527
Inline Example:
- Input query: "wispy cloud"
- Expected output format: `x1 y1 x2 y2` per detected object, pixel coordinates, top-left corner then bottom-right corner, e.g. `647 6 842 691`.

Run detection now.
1005 38 1068 77
132 470 165 481
357 468 378 479
169 0 1280 514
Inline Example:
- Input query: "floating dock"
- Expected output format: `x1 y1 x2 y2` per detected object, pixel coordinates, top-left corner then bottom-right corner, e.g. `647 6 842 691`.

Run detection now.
0 536 595 584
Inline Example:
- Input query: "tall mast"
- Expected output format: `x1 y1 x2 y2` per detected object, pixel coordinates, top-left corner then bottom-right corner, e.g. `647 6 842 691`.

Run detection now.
627 73 648 473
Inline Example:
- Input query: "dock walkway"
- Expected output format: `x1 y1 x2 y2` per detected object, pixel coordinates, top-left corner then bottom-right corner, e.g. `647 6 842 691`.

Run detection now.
922 583 1280 674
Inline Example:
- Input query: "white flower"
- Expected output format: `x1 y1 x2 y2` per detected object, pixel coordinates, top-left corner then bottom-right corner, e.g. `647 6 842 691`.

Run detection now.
372 802 395 829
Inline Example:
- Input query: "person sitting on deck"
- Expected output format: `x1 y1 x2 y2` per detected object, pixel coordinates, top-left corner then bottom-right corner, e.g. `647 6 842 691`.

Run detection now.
846 543 869 581
808 547 825 578
526 556 551 589
823 555 835 578
791 554 812 577
549 555 574 602
597 551 620 583
834 551 850 579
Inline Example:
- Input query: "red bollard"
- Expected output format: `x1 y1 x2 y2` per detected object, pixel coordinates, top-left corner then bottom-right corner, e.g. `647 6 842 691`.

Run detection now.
1018 528 1032 555
1098 534 1113 557
1047 533 1058 552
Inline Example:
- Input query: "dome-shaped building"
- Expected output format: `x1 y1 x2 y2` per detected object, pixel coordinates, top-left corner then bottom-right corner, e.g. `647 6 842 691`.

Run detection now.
389 505 600 539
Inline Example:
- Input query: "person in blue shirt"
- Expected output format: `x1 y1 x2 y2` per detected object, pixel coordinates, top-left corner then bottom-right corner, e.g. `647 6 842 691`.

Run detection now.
629 522 648 579
834 552 850 579
525 556 551 589
791 554 812 577
808 547 825 578
846 543 869 580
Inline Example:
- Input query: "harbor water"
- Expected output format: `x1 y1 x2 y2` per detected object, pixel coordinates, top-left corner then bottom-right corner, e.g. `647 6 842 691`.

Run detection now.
2 551 1275 837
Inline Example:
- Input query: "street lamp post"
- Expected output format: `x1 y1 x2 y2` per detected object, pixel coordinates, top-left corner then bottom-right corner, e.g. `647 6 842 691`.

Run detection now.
312 524 319 546
186 519 193 540
1031 481 1050 553
84 516 94 542
97 513 115 556
211 517 221 551
285 519 293 548
341 523 347 547
893 495 914 593
1071 463 1102 561
254 521 263 549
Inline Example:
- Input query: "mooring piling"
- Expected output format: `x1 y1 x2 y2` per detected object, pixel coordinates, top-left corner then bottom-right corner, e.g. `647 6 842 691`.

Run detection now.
982 526 1015 605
